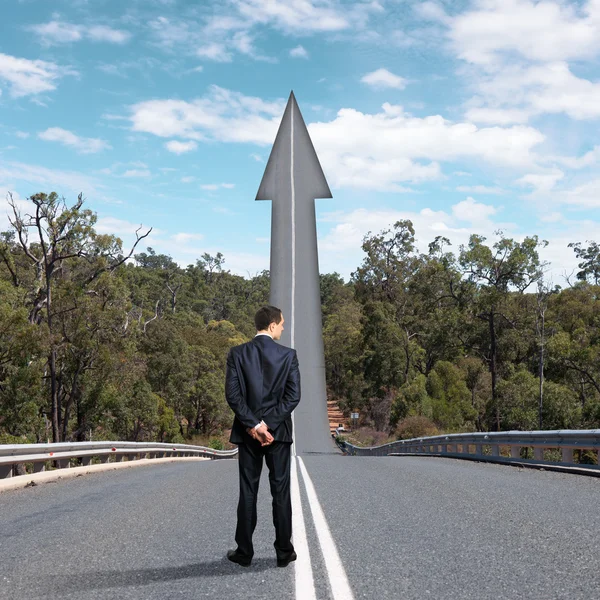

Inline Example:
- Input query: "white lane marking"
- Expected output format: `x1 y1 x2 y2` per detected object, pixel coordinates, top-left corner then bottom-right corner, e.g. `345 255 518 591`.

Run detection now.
297 457 355 600
290 96 296 351
291 456 317 600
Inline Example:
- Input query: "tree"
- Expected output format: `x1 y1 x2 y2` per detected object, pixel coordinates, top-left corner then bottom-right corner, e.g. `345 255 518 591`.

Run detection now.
458 232 548 430
6 192 150 442
568 240 600 284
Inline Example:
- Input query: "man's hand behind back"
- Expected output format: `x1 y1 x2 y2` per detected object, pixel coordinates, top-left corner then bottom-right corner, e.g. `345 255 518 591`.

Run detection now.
247 423 274 446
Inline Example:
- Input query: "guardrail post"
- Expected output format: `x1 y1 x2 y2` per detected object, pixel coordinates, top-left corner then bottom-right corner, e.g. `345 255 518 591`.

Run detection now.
510 445 520 459
475 444 483 456
0 464 12 478
534 447 544 461
562 448 572 463
81 457 92 466
491 444 499 457
33 462 45 473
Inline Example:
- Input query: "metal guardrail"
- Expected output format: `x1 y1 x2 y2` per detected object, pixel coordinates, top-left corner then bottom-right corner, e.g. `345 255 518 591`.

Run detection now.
338 430 600 472
0 441 238 479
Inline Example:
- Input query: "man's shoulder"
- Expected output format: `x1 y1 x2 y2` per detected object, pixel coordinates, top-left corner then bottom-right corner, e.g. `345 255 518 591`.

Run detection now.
228 339 253 354
228 337 295 356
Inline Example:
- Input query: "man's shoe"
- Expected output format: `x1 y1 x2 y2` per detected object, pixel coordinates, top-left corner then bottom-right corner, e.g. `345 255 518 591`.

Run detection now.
227 549 251 567
277 551 297 568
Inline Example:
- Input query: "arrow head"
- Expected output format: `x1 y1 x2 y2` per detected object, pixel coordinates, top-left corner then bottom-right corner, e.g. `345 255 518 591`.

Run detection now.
256 91 332 201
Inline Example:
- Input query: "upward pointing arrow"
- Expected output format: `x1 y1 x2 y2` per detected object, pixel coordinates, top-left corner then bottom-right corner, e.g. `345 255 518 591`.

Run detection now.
257 91 332 202
256 91 338 455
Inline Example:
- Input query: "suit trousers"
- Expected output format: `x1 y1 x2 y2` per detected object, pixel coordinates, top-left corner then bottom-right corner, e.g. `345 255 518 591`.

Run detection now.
235 440 295 560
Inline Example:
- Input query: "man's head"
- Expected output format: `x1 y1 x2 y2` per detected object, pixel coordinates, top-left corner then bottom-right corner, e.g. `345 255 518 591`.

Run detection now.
255 305 285 340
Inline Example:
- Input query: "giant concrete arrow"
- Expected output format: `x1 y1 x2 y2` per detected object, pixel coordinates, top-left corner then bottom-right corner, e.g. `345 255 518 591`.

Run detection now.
257 91 338 455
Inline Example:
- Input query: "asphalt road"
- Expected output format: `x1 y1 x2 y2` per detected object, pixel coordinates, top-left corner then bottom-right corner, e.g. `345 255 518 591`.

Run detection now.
1 456 599 599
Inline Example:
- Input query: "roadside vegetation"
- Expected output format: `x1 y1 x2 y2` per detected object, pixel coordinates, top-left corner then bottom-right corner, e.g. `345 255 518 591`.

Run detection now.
1 192 599 448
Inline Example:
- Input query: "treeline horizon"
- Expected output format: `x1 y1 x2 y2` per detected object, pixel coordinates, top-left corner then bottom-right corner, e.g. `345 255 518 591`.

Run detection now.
1 192 600 447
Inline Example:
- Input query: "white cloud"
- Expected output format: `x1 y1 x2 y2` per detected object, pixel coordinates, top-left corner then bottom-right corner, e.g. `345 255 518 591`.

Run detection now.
0 52 77 98
470 62 600 122
0 161 99 196
290 45 308 58
29 21 83 44
29 21 131 46
122 169 151 178
148 16 191 49
95 216 152 236
540 212 562 223
38 127 111 154
146 1 380 65
315 201 586 284
465 107 531 125
456 185 503 195
132 88 548 192
517 170 564 192
0 190 29 232
361 68 408 90
317 204 499 278
180 176 195 183
433 1 600 124
130 85 284 145
87 25 131 44
250 153 264 162
196 43 233 62
551 146 600 170
165 140 198 154
554 179 600 209
309 103 545 190
449 0 600 66
452 196 498 225
201 183 235 190
15 131 30 139
231 0 350 33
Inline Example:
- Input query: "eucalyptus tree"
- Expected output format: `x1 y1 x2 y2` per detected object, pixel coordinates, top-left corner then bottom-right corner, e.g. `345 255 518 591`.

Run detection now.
5 192 151 442
568 240 600 284
458 233 548 430
351 220 425 428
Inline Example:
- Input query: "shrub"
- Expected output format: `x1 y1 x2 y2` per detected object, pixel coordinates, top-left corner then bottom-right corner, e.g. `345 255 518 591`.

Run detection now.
396 416 439 440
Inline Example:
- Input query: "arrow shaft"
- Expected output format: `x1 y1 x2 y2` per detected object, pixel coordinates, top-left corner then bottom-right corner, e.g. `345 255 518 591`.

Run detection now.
258 91 336 454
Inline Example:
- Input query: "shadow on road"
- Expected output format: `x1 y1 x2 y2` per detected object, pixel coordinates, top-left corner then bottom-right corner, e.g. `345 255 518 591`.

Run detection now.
19 557 275 597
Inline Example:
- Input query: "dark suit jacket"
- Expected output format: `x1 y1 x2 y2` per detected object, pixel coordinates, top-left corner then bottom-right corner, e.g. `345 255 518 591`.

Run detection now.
226 334 301 444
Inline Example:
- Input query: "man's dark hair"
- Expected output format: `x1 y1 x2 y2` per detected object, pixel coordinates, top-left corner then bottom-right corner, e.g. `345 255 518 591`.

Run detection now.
255 305 282 331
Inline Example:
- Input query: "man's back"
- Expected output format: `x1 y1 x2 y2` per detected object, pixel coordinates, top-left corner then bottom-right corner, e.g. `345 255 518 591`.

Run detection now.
226 334 300 444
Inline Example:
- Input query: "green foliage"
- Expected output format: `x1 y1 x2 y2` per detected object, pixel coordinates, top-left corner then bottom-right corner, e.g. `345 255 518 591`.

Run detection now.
395 416 439 440
1 191 600 445
426 361 477 431
208 437 224 450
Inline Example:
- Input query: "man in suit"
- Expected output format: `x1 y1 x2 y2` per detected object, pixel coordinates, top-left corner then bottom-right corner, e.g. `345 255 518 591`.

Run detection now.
225 305 301 568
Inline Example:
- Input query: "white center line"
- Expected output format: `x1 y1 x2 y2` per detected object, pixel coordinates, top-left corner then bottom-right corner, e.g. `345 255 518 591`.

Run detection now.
291 456 317 600
297 457 355 600
290 95 296 352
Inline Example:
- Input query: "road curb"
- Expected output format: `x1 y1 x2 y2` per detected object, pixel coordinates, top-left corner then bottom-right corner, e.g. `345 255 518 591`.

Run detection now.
0 456 210 494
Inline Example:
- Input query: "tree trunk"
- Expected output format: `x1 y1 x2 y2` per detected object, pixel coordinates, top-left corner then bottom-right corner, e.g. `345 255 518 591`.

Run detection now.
62 363 83 441
489 310 499 431
538 311 544 429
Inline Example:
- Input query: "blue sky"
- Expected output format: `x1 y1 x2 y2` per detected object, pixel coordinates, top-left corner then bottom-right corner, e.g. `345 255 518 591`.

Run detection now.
2 0 600 284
